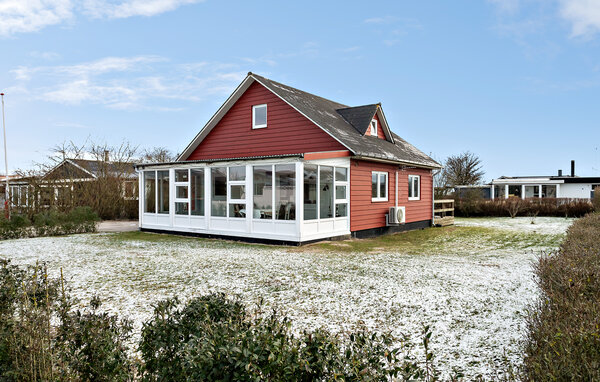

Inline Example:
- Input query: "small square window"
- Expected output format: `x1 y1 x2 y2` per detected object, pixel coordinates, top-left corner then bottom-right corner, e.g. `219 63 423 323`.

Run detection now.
252 104 267 129
370 119 378 136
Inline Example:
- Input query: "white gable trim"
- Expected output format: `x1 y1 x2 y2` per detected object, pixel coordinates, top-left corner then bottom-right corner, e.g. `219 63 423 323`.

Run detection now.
43 159 97 180
375 106 395 144
177 75 256 161
177 73 356 161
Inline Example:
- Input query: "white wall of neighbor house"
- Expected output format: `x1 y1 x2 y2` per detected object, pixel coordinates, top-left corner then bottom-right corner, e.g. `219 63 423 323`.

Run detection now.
137 157 350 242
559 183 594 199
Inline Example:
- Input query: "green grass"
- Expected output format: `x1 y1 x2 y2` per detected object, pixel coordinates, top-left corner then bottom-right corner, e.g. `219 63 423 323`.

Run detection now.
308 226 564 255
87 225 564 256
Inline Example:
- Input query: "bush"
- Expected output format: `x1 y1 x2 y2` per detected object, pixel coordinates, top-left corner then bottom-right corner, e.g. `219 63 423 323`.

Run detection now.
523 213 600 380
139 294 435 381
455 198 594 218
0 259 132 381
0 207 98 240
593 188 600 212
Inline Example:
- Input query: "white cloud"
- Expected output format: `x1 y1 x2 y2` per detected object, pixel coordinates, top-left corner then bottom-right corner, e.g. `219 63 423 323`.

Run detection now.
10 55 247 110
487 0 521 14
560 0 600 37
0 0 202 36
82 0 203 19
30 51 62 60
364 16 398 24
0 0 73 36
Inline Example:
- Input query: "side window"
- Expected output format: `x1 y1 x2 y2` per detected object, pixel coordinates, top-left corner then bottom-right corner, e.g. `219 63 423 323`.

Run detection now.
371 171 388 202
408 175 420 200
252 104 267 129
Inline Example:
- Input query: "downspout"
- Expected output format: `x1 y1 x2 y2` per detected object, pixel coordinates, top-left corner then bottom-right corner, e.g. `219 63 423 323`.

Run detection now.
432 169 440 227
395 170 398 209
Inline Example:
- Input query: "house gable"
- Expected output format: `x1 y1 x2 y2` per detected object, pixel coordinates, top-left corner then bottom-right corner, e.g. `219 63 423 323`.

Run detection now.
185 81 347 161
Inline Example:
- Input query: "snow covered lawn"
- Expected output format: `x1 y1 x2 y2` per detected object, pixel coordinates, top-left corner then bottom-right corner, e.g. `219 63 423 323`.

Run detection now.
0 217 573 378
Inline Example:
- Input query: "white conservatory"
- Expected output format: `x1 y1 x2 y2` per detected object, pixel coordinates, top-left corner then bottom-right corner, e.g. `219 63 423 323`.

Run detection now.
136 156 351 244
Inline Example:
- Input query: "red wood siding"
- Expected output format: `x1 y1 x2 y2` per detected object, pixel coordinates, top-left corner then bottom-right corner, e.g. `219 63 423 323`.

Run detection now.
185 82 346 160
350 159 432 232
365 113 386 140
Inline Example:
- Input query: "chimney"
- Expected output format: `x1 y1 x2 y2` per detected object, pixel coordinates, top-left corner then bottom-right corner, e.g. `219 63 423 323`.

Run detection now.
558 169 562 177
103 150 110 162
571 160 575 177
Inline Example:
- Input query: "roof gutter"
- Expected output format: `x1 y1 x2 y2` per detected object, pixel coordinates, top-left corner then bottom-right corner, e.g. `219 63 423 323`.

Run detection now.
135 153 305 170
351 155 442 170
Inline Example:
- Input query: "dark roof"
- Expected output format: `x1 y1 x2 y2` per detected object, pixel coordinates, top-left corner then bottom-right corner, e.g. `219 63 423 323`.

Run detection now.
337 104 379 135
552 176 600 183
250 74 441 168
45 159 136 180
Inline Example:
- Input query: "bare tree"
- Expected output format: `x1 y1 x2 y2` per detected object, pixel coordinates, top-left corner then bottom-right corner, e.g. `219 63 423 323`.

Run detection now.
443 151 485 187
141 147 176 163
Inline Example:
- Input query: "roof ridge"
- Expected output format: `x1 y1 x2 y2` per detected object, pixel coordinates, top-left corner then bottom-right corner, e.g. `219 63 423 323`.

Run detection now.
336 104 379 111
251 73 350 109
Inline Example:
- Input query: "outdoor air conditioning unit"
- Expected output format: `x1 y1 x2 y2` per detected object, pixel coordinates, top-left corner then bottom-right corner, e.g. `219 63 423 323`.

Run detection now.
387 206 406 225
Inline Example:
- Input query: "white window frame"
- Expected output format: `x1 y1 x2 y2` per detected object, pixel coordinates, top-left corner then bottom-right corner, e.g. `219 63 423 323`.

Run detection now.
370 119 378 136
228 166 246 218
252 104 267 129
408 175 420 201
174 169 190 216
371 171 388 202
334 167 348 217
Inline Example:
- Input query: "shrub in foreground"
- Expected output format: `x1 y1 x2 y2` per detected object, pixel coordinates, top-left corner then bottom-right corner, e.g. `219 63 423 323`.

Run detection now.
139 294 432 381
455 198 593 218
523 213 600 380
0 206 98 240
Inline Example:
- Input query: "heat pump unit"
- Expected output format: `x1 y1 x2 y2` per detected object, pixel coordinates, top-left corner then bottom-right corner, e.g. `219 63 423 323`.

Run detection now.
388 206 406 225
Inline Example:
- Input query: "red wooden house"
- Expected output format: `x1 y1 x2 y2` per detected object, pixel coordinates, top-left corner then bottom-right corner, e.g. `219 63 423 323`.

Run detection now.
136 73 441 243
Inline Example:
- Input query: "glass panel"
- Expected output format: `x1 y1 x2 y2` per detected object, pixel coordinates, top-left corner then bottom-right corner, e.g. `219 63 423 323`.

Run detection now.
253 165 272 219
190 169 204 216
229 166 246 181
230 185 245 200
379 173 387 199
157 170 169 214
19 187 28 206
508 185 521 198
494 185 506 199
229 203 246 218
335 203 348 217
542 185 556 198
524 186 538 198
303 164 317 220
144 171 156 213
335 167 347 182
175 202 188 215
211 167 227 217
335 185 346 200
275 164 295 220
176 186 188 199
175 169 188 182
372 173 378 198
320 166 333 219
254 105 267 126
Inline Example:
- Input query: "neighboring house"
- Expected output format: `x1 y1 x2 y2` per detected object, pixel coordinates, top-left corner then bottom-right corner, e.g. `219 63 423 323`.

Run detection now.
456 161 599 200
6 158 138 210
453 185 492 199
136 73 441 244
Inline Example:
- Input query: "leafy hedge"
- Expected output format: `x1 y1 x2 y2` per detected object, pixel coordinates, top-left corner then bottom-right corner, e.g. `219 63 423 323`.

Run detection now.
455 197 594 218
0 207 98 240
523 213 600 380
1 260 446 381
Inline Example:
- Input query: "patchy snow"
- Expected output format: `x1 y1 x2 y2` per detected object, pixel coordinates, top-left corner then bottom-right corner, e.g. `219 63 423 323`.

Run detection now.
0 218 570 379
455 216 575 235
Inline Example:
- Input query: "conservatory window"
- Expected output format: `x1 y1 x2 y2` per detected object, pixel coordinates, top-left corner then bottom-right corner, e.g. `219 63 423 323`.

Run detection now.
335 167 348 217
303 164 318 220
252 104 267 129
320 166 334 219
228 166 246 218
190 169 204 216
253 165 273 219
157 170 170 214
275 164 295 220
144 171 156 213
211 167 227 217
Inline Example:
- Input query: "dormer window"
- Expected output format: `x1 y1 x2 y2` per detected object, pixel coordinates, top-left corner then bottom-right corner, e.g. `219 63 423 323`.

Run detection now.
252 104 267 129
370 119 378 136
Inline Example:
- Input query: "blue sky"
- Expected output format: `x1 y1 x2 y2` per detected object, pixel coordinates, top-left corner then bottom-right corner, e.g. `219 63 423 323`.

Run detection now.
1 0 599 180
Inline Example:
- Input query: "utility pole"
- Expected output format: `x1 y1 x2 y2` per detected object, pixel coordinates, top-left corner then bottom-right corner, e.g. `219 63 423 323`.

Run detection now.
1 93 8 219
